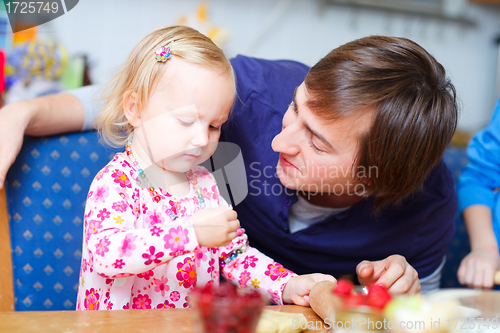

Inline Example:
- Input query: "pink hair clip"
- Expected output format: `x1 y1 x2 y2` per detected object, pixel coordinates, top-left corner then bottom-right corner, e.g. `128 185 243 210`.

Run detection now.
155 44 172 63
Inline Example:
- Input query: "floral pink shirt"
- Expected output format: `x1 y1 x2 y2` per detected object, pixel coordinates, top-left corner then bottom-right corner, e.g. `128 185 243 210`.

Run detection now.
76 153 296 310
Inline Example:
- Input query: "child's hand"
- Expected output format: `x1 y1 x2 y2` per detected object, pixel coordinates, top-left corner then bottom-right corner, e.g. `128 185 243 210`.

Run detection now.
193 206 240 248
282 273 336 306
457 248 500 289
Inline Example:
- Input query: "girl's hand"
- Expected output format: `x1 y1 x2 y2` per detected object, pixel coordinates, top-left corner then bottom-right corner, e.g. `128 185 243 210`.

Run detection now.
457 248 500 289
193 206 240 248
282 273 336 306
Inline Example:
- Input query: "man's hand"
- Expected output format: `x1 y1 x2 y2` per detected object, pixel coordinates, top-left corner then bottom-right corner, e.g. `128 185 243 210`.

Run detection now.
0 101 33 189
356 254 420 295
282 273 336 306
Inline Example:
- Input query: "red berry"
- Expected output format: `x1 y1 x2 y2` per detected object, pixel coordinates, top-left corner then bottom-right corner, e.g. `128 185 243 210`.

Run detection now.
343 294 369 307
333 279 354 296
367 284 391 309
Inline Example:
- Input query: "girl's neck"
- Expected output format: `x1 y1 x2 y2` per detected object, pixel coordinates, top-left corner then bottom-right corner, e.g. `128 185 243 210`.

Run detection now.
129 134 190 197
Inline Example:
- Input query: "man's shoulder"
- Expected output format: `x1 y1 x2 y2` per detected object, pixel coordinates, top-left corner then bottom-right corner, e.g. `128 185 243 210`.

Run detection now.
230 55 309 106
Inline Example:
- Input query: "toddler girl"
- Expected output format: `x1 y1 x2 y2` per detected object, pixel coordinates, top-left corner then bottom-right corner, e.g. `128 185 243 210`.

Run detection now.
77 25 333 310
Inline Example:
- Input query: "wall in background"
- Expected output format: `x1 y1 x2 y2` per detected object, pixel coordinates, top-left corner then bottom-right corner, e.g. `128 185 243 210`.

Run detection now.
42 0 500 133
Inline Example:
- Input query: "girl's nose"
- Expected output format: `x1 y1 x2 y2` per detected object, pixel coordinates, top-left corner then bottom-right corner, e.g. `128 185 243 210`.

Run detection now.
191 127 208 147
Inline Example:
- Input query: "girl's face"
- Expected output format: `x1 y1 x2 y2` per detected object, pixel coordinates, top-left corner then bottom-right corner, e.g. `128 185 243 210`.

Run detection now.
127 57 234 173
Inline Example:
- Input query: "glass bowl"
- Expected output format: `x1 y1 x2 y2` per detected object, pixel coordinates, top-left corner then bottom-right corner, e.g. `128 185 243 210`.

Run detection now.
190 282 266 333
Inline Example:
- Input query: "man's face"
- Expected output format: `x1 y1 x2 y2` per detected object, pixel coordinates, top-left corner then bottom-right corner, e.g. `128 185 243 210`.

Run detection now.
271 82 373 197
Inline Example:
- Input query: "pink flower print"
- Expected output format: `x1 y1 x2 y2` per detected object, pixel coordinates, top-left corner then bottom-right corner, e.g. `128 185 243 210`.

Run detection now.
96 237 110 257
164 226 189 252
169 249 189 257
112 259 125 269
121 159 131 168
92 185 109 203
207 258 215 274
122 302 130 310
137 270 154 280
142 246 164 266
106 301 113 310
150 225 163 237
82 258 88 273
265 262 289 281
132 294 152 309
211 185 219 200
86 219 103 240
154 276 170 297
84 288 100 310
87 191 94 199
170 290 180 302
96 165 111 181
147 210 165 225
183 295 190 308
157 300 175 309
159 188 172 197
96 208 110 221
116 187 130 201
267 289 281 304
176 257 197 289
112 200 127 213
242 256 258 269
194 247 208 267
239 270 251 286
142 203 148 215
119 233 136 257
112 169 131 189
169 200 180 215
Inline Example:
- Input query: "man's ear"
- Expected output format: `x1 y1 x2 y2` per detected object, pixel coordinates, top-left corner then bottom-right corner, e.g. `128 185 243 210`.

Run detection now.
123 91 141 128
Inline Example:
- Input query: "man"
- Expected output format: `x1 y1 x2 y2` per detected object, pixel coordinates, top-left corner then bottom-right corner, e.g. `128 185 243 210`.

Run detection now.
0 36 458 294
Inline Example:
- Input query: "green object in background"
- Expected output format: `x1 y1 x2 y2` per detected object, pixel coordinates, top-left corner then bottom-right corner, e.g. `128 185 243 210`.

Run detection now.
60 55 84 90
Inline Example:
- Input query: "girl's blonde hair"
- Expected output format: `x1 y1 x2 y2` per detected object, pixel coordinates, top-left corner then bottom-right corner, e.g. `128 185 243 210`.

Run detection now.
96 25 235 147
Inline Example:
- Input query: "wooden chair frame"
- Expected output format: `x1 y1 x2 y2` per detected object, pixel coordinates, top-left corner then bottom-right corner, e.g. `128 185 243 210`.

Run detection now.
0 187 14 311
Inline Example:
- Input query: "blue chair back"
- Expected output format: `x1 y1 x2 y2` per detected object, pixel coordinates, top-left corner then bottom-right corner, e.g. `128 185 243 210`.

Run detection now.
6 131 120 310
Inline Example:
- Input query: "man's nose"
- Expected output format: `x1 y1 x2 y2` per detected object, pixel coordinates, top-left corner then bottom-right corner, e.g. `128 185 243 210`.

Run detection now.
271 124 300 156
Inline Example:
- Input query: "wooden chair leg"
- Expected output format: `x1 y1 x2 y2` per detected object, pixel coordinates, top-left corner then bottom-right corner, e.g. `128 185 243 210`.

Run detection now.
0 187 14 311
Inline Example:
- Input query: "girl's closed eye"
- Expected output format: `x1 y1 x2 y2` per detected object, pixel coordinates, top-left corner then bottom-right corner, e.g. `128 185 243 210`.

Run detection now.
209 124 221 131
178 118 194 126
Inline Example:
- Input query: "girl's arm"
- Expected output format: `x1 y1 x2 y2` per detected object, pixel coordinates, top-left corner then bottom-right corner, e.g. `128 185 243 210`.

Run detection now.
457 205 500 288
85 165 199 278
219 229 297 305
456 98 500 289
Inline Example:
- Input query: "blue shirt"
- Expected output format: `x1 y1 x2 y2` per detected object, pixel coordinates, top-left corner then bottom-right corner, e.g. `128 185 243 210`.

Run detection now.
457 98 500 243
222 55 457 279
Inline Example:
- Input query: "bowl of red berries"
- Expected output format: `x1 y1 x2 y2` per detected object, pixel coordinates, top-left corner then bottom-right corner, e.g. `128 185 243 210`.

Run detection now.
190 282 266 333
331 279 392 332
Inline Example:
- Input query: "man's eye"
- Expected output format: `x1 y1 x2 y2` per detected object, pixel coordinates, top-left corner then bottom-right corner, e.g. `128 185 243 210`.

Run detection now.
309 138 324 153
209 125 220 131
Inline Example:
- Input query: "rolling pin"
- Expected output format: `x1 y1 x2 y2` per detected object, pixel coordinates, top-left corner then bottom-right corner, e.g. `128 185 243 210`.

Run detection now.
495 271 500 285
309 280 338 321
